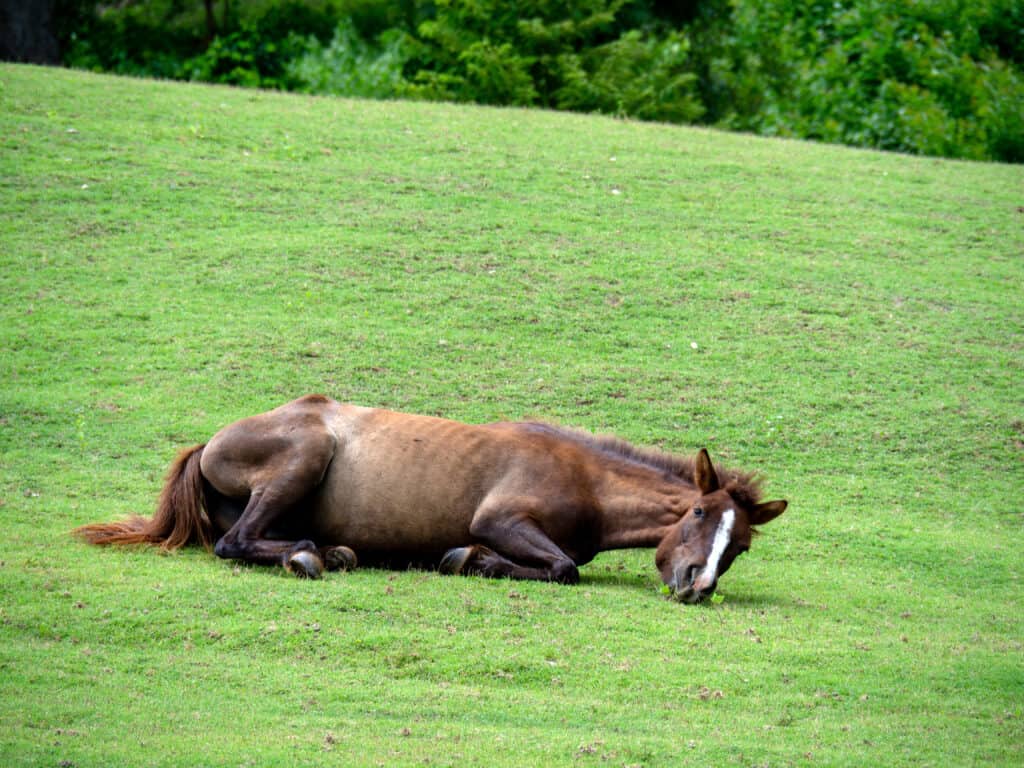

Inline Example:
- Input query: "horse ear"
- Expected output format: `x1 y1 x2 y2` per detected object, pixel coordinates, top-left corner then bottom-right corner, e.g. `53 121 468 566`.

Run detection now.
749 499 787 526
694 448 720 494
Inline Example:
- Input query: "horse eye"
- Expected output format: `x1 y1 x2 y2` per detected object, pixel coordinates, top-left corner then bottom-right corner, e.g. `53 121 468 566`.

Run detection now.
692 506 705 519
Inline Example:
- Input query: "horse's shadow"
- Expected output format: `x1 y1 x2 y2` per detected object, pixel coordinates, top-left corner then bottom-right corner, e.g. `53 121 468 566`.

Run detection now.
577 565 802 610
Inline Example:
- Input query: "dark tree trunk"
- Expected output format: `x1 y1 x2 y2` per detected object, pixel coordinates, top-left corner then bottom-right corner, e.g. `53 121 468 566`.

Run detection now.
203 0 217 42
0 0 60 64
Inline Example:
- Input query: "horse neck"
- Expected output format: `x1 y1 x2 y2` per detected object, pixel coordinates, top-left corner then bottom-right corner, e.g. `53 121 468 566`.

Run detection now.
595 467 697 550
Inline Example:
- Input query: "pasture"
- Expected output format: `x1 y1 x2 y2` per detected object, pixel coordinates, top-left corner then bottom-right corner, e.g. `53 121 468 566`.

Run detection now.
1 65 1021 766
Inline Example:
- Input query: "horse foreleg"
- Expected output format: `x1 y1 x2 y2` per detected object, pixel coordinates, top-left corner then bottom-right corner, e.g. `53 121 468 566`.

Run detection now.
443 506 580 584
440 545 578 583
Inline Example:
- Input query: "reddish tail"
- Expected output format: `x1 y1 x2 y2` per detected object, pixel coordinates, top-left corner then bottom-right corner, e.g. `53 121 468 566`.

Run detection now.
75 444 213 550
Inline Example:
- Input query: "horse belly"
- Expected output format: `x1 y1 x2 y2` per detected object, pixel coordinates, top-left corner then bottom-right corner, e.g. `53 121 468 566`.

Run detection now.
308 414 493 556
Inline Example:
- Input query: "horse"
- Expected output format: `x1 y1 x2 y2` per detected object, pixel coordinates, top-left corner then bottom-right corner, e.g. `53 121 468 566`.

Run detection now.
75 395 787 603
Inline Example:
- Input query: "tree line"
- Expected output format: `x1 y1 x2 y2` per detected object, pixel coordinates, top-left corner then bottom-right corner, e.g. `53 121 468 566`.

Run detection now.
21 1 1024 162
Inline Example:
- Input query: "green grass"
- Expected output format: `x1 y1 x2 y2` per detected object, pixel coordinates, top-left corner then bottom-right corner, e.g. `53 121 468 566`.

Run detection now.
1 64 1022 766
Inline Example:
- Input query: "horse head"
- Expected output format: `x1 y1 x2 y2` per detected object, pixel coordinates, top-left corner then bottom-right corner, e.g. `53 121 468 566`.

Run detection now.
655 449 787 604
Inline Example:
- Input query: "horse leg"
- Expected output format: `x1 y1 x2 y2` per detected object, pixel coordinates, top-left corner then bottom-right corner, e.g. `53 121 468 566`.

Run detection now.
212 486 357 577
442 503 579 584
212 487 326 578
203 409 337 578
323 545 357 572
441 545 576 583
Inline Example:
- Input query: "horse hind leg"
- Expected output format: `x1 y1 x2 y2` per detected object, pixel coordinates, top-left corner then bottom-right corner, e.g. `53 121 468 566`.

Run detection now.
203 484 329 578
283 546 325 579
211 487 327 578
203 411 337 578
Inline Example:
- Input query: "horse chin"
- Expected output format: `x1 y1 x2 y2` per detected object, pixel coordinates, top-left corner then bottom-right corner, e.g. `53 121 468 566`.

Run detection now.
672 587 706 605
665 578 707 604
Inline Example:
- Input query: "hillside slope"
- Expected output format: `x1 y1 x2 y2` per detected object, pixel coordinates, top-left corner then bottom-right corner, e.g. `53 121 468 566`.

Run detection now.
1 65 1021 767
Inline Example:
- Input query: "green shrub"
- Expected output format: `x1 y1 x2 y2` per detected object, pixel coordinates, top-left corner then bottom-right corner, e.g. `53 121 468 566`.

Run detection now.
286 20 410 99
406 0 627 106
555 30 704 122
180 24 293 88
692 0 1024 162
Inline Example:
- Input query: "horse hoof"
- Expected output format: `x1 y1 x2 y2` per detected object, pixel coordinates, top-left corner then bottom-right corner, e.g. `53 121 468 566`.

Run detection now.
325 546 357 572
439 546 476 575
286 549 324 579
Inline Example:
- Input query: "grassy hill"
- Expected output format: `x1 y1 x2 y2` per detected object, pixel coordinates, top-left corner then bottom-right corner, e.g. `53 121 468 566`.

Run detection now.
1 65 1021 766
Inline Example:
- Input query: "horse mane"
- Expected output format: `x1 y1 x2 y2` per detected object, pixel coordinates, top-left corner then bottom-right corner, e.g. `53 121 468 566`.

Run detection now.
520 421 765 509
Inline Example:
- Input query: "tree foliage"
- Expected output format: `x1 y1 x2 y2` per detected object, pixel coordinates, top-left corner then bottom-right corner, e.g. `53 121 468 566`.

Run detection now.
690 0 1024 161
56 0 1023 162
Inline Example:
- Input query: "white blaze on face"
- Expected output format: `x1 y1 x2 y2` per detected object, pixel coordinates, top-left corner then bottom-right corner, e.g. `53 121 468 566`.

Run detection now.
694 508 735 593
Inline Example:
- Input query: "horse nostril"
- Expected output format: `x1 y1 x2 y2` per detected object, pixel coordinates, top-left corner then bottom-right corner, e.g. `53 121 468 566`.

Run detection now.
684 564 700 586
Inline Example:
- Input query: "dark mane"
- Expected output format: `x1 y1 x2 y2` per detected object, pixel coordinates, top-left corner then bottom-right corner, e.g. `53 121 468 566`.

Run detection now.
519 421 765 509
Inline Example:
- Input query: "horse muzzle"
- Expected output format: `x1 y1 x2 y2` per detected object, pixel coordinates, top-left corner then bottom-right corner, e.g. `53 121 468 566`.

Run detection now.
669 564 717 604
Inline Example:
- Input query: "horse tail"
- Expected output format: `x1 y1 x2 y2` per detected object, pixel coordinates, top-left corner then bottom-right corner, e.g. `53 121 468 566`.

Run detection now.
74 444 213 551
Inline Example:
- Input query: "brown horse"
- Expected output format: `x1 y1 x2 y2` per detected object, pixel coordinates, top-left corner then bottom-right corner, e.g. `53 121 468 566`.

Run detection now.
76 395 787 603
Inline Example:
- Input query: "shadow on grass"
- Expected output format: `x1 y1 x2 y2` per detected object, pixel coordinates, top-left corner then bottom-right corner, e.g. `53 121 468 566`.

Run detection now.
189 553 806 610
579 565 805 610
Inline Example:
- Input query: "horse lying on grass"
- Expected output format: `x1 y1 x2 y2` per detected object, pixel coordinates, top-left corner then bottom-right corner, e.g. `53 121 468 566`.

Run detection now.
76 395 787 604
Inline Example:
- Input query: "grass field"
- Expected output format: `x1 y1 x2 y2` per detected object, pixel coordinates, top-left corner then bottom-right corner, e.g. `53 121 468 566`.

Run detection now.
1 64 1022 766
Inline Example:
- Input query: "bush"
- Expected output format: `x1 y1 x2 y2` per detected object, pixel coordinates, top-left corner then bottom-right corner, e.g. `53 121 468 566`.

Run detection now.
691 0 1024 162
556 30 704 122
405 0 626 106
180 24 306 89
286 20 411 99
